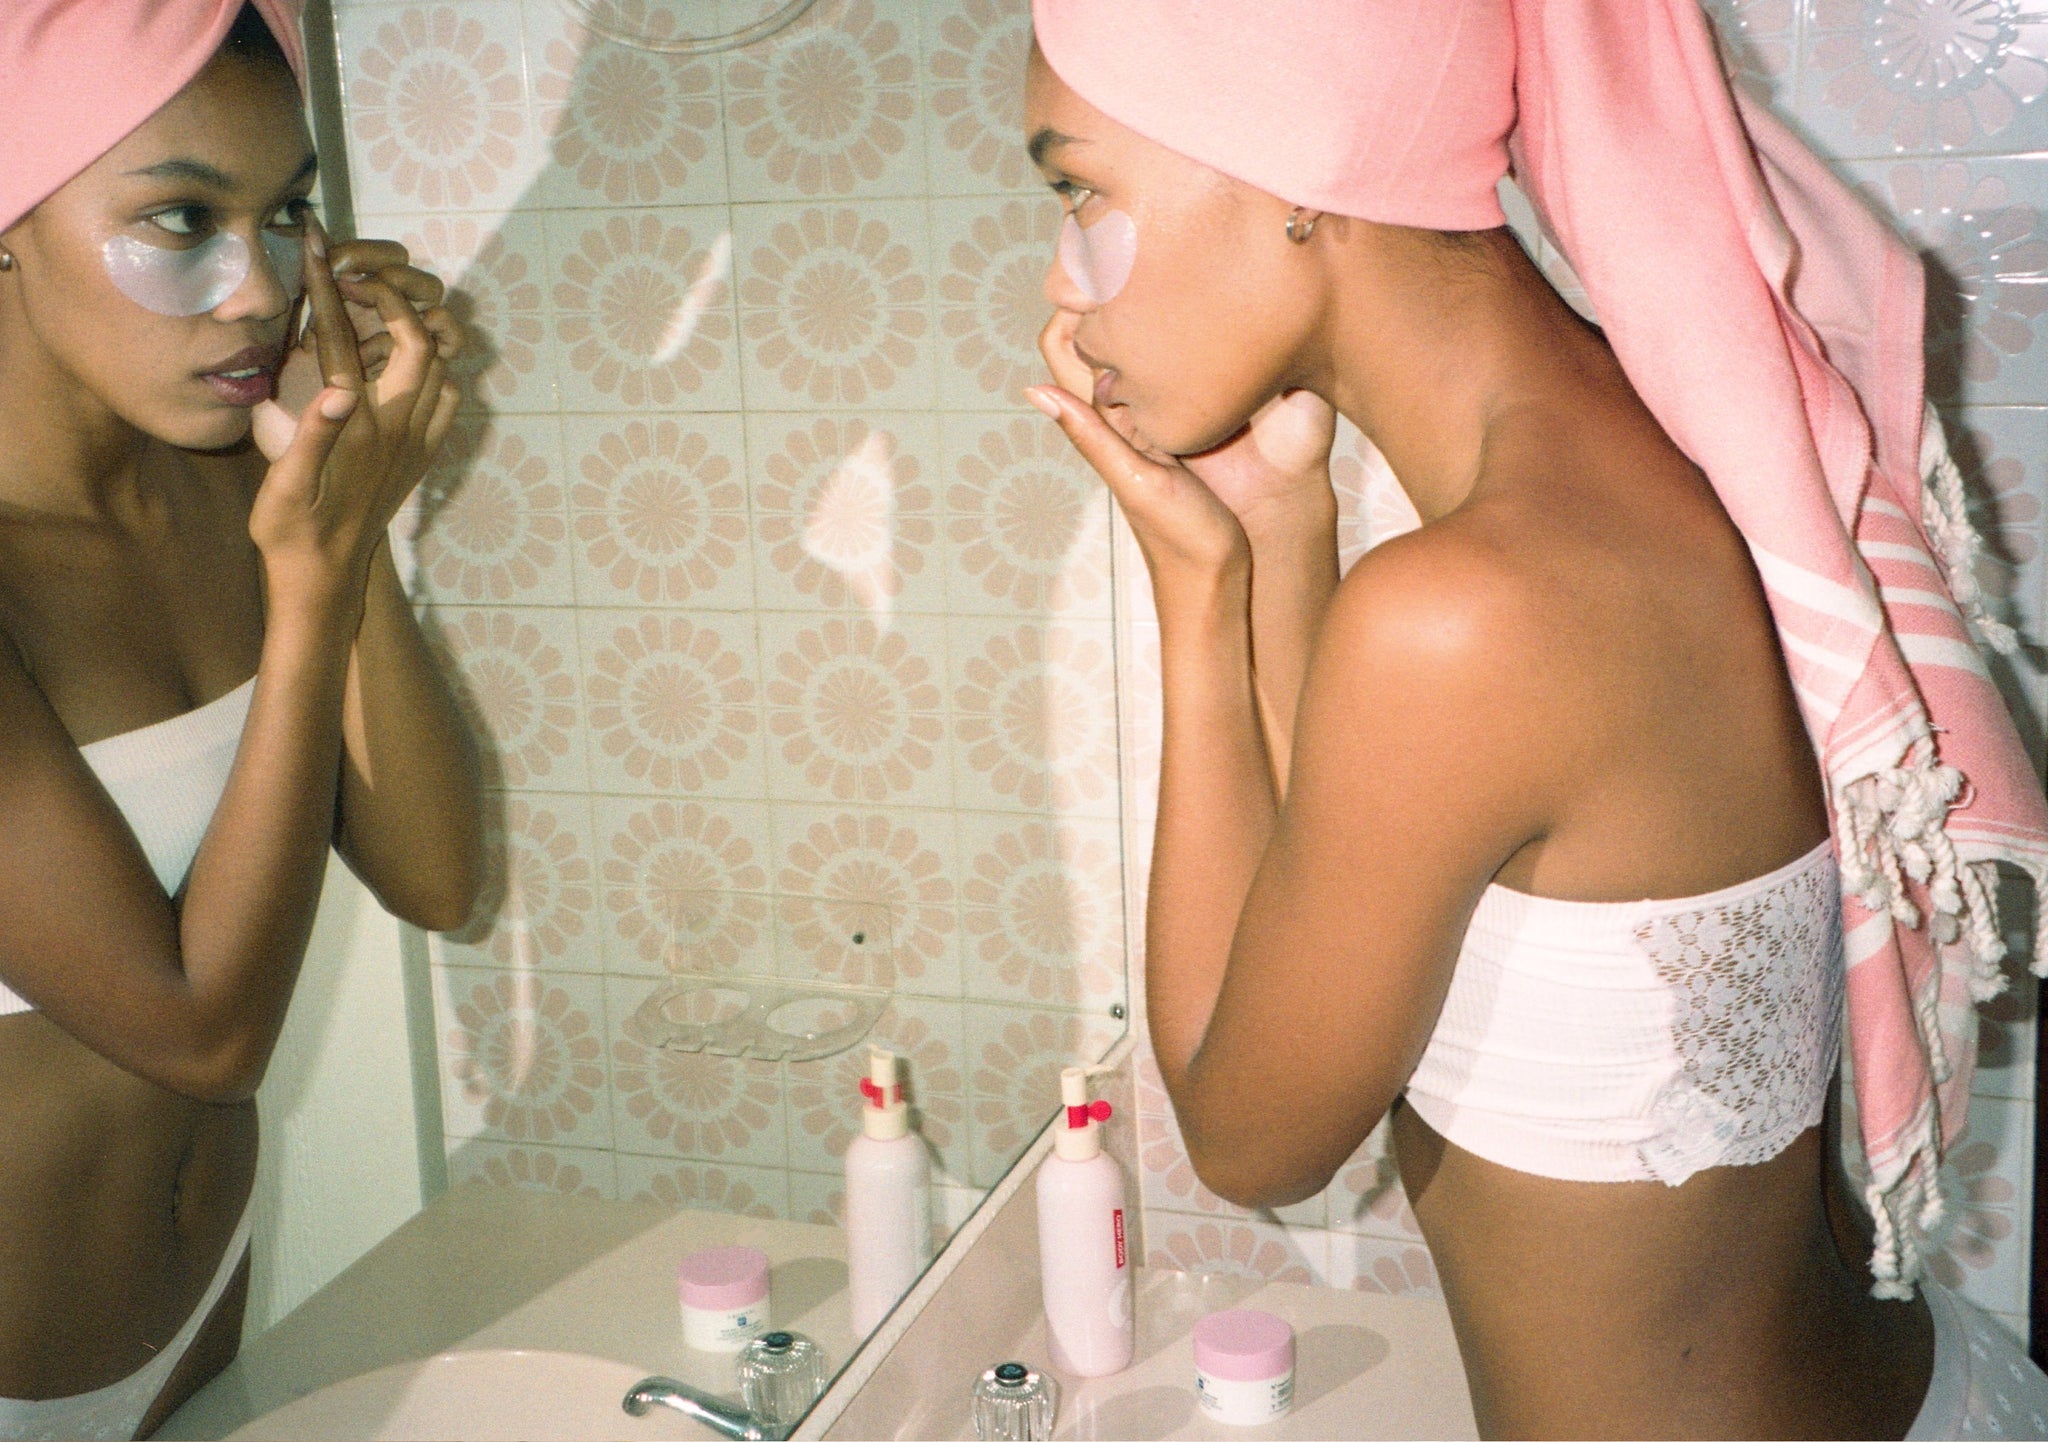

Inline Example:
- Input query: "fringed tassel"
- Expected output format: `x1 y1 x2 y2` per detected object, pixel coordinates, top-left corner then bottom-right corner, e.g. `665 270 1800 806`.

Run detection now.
1919 405 2021 657
1865 1145 1945 1300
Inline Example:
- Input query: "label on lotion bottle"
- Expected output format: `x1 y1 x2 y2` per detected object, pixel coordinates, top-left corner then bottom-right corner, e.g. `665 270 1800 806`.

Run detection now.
1035 1063 1134 1377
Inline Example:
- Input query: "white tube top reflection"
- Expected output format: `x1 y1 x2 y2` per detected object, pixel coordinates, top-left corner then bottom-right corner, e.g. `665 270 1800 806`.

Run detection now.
1404 840 1843 1186
0 679 255 1019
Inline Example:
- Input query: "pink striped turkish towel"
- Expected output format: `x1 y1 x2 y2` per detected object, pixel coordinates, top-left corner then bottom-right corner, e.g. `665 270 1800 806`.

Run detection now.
1035 0 2048 1294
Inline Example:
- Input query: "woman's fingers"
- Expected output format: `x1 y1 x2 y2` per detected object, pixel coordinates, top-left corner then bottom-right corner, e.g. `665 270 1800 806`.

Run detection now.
303 216 365 392
421 304 464 360
264 386 359 500
325 238 410 282
1025 384 1166 504
423 381 461 456
336 275 435 409
1038 311 1097 402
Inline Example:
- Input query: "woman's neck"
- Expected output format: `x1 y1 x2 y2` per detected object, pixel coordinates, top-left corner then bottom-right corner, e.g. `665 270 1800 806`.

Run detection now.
1315 228 1637 523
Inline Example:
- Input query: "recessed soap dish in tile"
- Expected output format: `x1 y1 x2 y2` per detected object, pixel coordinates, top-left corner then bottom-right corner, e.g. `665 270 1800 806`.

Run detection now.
627 978 884 1063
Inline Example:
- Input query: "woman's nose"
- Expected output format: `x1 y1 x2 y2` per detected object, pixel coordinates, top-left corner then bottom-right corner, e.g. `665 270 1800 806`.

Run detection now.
215 230 297 323
1044 230 1098 313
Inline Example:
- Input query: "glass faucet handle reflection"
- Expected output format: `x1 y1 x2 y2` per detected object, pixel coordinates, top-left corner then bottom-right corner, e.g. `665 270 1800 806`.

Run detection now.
971 1361 1060 1441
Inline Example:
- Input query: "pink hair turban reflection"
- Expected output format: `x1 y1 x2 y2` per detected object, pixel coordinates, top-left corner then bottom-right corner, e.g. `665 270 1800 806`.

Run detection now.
0 0 307 238
1032 0 2048 1300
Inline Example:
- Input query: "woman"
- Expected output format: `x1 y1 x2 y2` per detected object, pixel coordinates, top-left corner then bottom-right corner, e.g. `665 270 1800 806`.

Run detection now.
1021 1 2048 1436
0 2 482 1436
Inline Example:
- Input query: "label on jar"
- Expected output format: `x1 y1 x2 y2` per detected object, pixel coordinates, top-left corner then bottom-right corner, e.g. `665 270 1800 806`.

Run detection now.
683 1299 771 1353
1196 1369 1295 1426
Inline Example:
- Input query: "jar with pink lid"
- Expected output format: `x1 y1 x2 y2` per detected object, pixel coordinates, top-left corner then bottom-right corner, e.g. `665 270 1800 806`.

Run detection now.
679 1245 772 1352
1193 1309 1295 1425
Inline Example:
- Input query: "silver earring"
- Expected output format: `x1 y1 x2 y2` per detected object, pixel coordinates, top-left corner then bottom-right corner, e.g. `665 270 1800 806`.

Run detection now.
0 252 14 271
1285 207 1319 244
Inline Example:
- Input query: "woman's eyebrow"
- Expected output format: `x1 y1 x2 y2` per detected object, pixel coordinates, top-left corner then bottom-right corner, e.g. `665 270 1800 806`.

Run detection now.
123 153 319 192
1027 127 1084 168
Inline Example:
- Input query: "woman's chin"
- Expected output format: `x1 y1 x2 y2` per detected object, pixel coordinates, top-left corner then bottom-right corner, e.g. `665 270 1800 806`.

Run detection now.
164 409 256 454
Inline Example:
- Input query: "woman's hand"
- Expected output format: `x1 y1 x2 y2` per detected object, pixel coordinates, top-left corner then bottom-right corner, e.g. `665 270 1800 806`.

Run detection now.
272 235 463 422
1029 309 1249 595
1180 388 1338 542
249 218 460 616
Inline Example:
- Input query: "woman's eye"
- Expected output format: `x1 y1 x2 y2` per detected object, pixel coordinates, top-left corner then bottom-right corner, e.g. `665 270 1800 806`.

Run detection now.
1051 180 1097 215
147 206 210 240
267 198 313 232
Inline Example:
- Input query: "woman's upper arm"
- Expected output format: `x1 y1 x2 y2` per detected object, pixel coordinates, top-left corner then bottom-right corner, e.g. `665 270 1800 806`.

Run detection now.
1176 536 1565 1205
0 635 203 1072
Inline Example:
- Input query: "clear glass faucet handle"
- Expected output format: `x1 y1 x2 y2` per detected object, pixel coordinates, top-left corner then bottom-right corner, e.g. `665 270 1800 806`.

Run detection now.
736 1330 829 1429
971 1361 1059 1441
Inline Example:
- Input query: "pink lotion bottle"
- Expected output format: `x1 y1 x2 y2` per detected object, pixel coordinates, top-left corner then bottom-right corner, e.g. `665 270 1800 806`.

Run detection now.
1035 1064 1133 1377
844 1046 932 1336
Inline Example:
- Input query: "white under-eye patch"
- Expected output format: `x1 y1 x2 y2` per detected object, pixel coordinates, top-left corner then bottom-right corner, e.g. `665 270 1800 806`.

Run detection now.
1057 209 1138 305
101 229 304 317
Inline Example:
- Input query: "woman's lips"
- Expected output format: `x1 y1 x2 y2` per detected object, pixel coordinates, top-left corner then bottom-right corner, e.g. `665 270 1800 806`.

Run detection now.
199 345 283 408
1091 367 1119 408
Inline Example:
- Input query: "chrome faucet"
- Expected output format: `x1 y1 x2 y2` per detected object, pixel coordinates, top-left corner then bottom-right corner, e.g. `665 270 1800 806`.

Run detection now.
621 1376 783 1441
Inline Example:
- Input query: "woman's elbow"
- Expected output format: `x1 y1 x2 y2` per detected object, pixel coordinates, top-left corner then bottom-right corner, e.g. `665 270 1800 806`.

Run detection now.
1185 1144 1334 1212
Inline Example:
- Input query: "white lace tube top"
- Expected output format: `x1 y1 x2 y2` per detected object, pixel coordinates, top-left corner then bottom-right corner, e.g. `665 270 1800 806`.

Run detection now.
1403 839 1844 1186
0 679 255 1019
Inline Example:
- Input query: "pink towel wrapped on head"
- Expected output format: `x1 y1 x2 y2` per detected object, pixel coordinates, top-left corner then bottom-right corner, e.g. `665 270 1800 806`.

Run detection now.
0 0 307 239
1034 0 2048 1296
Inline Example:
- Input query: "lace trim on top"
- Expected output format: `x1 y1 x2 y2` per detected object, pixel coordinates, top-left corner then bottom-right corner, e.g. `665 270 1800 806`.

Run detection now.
1633 852 1843 1184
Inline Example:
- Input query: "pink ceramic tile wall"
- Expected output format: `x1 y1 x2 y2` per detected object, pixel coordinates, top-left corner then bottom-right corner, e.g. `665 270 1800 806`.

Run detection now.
327 0 1128 1230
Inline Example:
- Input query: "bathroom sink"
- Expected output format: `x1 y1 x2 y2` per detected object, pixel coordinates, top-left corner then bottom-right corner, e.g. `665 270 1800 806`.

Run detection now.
223 1349 714 1440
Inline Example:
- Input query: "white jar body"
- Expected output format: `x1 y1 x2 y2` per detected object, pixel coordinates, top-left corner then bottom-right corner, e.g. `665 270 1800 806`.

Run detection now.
1197 1370 1294 1425
1035 1151 1134 1377
845 1131 933 1335
682 1297 771 1353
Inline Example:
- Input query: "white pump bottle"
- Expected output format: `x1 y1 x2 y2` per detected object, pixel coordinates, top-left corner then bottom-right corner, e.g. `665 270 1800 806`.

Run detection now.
1035 1064 1133 1377
844 1046 932 1336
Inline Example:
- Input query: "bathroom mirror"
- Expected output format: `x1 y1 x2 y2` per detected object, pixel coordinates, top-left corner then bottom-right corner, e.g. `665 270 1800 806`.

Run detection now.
238 0 1129 1421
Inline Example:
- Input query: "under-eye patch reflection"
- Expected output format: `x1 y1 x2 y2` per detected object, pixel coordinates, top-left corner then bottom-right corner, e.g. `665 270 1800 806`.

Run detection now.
1058 209 1137 304
101 228 304 317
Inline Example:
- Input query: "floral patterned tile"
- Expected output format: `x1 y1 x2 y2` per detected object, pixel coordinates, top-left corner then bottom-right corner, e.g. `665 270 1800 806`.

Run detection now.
963 1003 1123 1187
1928 1092 2034 1317
590 795 774 977
406 414 575 607
759 612 953 809
717 0 925 201
435 963 614 1147
564 412 756 613
1939 404 2048 773
1331 415 1418 572
446 1138 619 1199
373 208 559 414
743 412 947 618
1794 0 2048 160
422 605 590 791
956 810 1126 1013
524 0 730 210
1838 158 2048 408
787 1168 847 1228
929 197 1059 411
1143 1213 1329 1289
1325 1231 1443 1299
768 803 961 995
948 617 1120 818
575 607 766 800
940 414 1114 621
545 206 742 412
920 0 1038 198
431 791 600 973
730 201 935 411
337 1 544 218
614 1154 788 1218
602 840 756 979
604 974 789 1166
785 996 971 1184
